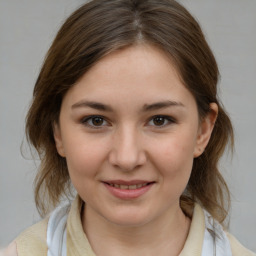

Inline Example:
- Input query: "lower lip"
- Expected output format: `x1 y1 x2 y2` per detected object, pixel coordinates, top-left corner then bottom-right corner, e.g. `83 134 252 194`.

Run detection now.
103 183 154 200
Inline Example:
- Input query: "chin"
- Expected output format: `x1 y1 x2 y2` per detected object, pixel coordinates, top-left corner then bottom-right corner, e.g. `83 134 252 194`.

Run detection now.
103 207 154 227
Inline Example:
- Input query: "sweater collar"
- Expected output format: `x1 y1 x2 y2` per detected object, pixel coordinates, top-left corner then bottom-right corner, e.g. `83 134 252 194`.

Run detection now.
66 196 205 256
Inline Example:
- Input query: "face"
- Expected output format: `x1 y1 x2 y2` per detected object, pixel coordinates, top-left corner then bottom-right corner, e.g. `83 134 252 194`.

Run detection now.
54 45 216 227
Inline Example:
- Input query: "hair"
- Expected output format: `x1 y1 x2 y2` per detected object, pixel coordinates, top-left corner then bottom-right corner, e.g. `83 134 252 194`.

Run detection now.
26 0 234 223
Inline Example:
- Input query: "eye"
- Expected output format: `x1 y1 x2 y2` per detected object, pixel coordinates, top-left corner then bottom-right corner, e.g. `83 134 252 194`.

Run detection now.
82 115 109 128
148 115 175 127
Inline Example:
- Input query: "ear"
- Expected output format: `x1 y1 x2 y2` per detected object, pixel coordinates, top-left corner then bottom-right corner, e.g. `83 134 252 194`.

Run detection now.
53 122 66 157
194 103 218 158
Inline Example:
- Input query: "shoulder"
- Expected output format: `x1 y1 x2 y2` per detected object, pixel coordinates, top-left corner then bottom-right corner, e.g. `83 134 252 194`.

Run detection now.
0 241 18 256
192 203 255 255
2 217 49 256
226 232 256 256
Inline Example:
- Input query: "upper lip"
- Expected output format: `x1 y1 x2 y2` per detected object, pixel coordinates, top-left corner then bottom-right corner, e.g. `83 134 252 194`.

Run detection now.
103 180 155 185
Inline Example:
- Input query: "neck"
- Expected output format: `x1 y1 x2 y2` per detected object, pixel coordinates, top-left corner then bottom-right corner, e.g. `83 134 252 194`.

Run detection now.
82 204 191 256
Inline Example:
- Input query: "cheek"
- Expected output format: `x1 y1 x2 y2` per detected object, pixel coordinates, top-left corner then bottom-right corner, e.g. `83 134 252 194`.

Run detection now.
155 133 196 164
157 142 194 199
64 141 107 198
63 135 109 179
151 133 196 182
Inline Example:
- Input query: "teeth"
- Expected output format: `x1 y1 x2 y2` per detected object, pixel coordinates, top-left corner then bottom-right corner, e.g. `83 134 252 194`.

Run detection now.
120 185 129 189
109 183 149 189
128 185 137 190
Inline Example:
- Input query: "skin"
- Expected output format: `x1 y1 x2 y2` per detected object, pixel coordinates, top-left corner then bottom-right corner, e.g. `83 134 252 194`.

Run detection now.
0 242 17 256
54 44 218 256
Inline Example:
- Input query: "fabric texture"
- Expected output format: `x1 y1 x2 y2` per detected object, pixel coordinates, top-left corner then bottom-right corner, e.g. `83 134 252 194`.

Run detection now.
47 204 69 256
15 217 49 256
201 210 232 255
11 196 255 256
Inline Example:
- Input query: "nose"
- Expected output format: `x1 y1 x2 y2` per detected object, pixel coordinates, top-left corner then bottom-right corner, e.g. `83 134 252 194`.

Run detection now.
108 126 147 172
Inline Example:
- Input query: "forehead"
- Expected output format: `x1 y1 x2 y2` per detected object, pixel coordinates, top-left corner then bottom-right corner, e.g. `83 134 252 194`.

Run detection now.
85 44 181 82
62 44 195 109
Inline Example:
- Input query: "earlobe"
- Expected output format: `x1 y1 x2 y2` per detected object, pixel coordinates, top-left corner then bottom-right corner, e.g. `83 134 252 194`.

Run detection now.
194 103 218 158
53 122 66 157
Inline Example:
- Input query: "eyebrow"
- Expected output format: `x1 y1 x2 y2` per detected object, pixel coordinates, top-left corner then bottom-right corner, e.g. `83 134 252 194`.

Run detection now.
71 100 184 112
142 100 185 111
72 100 113 111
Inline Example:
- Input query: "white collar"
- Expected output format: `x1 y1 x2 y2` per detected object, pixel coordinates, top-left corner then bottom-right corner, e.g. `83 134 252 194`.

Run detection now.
46 200 232 256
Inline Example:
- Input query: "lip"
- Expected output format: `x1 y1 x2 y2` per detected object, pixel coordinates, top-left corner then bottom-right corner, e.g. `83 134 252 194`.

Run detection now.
104 180 153 185
103 180 155 200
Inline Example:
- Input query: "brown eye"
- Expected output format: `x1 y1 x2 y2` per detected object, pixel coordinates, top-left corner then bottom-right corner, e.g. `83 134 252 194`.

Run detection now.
91 117 104 126
153 117 165 126
148 115 175 127
82 116 108 128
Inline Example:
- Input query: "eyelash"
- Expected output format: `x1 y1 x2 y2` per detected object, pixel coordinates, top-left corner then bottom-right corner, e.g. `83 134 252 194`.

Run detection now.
81 115 109 129
148 115 176 127
81 115 176 129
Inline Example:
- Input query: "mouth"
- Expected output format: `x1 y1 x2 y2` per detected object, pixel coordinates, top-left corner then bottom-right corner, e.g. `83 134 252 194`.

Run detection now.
102 180 155 199
106 182 153 190
103 179 155 189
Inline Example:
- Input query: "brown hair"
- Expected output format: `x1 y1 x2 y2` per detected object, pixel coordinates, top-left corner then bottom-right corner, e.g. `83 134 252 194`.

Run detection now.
26 0 234 223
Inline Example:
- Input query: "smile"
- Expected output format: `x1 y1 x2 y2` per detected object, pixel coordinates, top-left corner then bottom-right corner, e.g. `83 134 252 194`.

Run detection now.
108 183 148 190
103 180 155 199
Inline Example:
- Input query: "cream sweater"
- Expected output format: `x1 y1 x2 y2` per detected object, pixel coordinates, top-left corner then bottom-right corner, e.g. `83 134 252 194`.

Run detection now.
1 197 255 256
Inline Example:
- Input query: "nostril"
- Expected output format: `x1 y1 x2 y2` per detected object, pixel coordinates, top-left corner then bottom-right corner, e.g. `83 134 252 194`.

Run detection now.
108 150 147 172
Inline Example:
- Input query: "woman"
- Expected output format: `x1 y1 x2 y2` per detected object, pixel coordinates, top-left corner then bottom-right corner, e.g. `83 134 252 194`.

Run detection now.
2 0 255 255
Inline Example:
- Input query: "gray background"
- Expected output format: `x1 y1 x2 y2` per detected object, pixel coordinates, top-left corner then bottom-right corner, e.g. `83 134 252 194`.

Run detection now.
0 0 255 252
